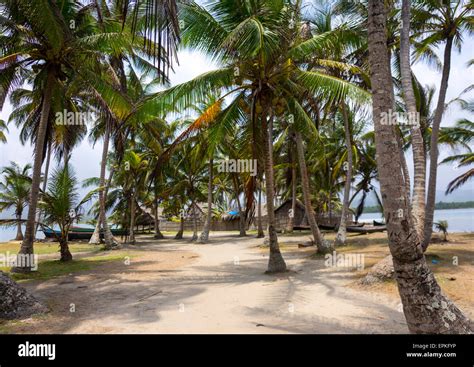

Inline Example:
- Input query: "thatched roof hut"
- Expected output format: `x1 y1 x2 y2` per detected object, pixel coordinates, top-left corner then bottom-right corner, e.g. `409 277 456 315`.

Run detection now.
274 199 309 231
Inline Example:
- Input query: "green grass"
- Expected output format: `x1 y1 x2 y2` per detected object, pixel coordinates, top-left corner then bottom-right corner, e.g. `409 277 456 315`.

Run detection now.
1 252 131 282
0 241 100 255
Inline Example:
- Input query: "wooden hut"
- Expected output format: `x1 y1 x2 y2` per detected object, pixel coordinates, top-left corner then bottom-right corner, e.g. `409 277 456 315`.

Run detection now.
274 199 309 231
273 199 354 231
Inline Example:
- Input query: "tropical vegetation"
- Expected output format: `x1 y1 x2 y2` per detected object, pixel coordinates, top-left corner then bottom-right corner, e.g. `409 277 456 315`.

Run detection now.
0 0 473 334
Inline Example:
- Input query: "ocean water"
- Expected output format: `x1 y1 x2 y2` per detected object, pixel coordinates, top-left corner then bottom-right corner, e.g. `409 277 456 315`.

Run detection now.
359 208 474 232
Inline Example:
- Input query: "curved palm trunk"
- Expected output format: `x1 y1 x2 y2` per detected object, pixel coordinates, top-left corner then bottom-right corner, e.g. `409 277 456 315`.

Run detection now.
199 159 213 243
35 142 51 234
295 131 332 253
99 124 116 249
14 69 55 273
335 103 353 246
423 36 454 250
175 216 184 239
256 184 265 238
400 0 426 241
262 114 286 273
15 212 23 241
368 0 471 333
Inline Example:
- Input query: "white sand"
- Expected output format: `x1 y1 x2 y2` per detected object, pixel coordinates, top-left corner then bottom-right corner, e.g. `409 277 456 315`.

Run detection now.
17 232 408 333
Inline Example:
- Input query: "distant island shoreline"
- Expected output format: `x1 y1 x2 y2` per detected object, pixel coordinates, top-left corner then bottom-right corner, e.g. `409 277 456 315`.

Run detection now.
360 201 474 214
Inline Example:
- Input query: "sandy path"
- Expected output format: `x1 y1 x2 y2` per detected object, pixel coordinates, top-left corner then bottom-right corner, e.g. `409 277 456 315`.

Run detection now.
12 233 408 333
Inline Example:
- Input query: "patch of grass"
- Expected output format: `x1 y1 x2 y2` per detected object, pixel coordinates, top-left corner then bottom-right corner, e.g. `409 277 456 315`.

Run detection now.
1 252 131 282
0 241 100 256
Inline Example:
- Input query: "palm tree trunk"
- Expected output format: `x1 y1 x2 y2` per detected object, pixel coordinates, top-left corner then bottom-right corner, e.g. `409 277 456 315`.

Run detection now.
367 0 471 333
295 131 332 253
287 149 297 233
200 159 213 243
129 193 136 245
232 177 246 237
90 168 114 244
35 142 51 234
335 103 353 246
15 212 23 241
154 197 164 239
175 216 184 239
191 202 198 241
261 113 286 273
400 144 411 200
14 69 55 272
423 36 454 250
400 0 426 241
257 183 265 238
99 123 116 249
328 185 332 225
89 221 101 244
238 210 246 236
59 238 72 262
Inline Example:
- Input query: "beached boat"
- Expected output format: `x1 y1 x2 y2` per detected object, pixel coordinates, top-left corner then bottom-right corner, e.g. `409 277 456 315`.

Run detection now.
346 225 387 234
42 226 128 240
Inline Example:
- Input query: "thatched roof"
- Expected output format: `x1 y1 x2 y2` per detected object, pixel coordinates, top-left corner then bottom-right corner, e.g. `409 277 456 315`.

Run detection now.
274 199 306 213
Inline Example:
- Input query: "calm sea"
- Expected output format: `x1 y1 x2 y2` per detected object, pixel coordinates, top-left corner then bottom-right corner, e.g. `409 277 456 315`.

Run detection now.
359 208 474 232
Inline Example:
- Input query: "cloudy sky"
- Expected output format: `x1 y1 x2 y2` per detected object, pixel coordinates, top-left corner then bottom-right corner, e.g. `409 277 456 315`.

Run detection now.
1 28 473 203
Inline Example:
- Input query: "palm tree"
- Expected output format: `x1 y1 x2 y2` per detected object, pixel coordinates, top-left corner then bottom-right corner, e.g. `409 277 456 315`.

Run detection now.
348 132 383 221
0 119 8 143
443 152 474 194
137 0 368 272
193 95 224 243
399 0 426 241
367 0 471 333
294 130 329 251
434 220 449 242
334 102 354 245
122 150 149 244
86 0 178 248
441 101 474 194
39 165 94 261
411 0 474 249
1 0 130 271
0 162 31 240
199 157 214 242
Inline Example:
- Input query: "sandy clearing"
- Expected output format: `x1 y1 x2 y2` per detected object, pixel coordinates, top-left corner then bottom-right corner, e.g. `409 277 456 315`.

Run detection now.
3 233 408 334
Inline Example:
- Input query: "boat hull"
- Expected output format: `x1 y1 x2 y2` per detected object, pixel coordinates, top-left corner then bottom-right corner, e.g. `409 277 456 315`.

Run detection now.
42 227 128 240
